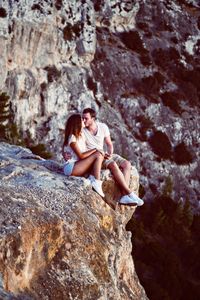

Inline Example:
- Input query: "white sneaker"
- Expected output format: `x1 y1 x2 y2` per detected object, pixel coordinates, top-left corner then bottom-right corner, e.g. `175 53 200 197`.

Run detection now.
128 192 144 206
119 195 137 206
91 179 105 198
88 175 95 183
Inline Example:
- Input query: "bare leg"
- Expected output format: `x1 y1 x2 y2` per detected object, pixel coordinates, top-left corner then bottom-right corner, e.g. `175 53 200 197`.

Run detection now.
107 161 131 195
72 152 103 177
120 160 131 186
90 152 104 180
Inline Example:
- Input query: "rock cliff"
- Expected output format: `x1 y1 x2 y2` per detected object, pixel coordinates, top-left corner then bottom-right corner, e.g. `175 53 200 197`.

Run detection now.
0 2 199 207
0 142 147 300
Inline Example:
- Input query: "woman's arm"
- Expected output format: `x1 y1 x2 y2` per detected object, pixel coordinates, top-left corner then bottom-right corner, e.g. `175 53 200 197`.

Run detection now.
70 142 97 160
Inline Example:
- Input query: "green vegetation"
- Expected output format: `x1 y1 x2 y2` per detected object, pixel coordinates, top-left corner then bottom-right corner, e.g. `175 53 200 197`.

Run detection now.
160 91 183 114
152 47 180 70
151 47 199 108
0 91 9 138
0 7 7 18
0 91 52 159
55 0 62 10
138 72 165 103
147 129 194 165
174 142 194 165
162 176 173 197
135 115 154 142
0 92 24 145
63 22 83 41
31 4 43 13
149 130 172 160
127 196 200 300
28 144 52 159
119 30 152 66
44 65 61 83
87 76 97 94
119 30 148 55
93 0 103 12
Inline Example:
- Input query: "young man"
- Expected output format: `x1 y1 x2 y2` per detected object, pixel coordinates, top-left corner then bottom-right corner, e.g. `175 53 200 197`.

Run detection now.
81 108 143 206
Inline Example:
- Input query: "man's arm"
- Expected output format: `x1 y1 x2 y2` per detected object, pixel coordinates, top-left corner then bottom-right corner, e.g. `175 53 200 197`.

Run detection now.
104 135 113 158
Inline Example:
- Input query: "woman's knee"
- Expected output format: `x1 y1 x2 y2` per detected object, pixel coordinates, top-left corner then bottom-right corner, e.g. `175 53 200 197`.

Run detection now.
95 151 104 160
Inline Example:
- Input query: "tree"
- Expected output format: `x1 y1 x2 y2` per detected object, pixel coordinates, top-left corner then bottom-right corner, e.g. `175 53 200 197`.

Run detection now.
0 91 52 158
0 92 10 140
0 91 24 145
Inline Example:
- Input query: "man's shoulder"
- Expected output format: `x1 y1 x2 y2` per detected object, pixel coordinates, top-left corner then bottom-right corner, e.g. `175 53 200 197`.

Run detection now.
97 121 110 136
97 121 109 129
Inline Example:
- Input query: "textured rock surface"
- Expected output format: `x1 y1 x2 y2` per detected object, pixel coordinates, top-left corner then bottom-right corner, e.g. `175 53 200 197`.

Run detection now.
0 1 199 208
0 142 147 300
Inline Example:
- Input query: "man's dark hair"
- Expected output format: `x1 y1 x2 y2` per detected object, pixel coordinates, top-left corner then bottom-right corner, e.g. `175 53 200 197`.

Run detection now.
82 108 96 119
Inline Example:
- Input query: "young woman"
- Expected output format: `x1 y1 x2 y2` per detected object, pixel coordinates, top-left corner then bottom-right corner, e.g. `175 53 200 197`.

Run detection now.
62 113 104 197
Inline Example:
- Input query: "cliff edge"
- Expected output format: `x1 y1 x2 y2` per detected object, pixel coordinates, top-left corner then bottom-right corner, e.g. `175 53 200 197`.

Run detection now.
0 142 147 300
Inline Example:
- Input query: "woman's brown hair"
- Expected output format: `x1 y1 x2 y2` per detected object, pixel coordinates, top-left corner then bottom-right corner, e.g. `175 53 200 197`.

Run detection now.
63 114 82 148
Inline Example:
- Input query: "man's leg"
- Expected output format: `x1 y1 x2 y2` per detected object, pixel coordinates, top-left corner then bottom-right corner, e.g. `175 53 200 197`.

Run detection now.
105 159 144 206
119 160 131 186
107 161 131 195
109 154 131 186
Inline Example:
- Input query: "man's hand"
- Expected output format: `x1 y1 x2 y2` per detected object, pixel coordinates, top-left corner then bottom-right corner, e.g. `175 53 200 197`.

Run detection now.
63 151 72 161
104 152 112 159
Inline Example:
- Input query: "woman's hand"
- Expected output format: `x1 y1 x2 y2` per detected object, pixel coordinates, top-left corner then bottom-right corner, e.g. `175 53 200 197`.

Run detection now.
96 149 105 157
63 151 72 161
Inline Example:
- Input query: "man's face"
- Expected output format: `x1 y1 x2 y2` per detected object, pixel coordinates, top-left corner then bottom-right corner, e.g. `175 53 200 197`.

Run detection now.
82 113 94 128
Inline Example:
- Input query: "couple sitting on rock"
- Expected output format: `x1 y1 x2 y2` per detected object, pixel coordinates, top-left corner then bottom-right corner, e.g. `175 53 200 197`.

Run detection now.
62 108 143 207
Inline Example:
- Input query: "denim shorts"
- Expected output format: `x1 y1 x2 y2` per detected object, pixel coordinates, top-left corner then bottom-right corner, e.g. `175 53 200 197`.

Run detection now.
63 161 75 176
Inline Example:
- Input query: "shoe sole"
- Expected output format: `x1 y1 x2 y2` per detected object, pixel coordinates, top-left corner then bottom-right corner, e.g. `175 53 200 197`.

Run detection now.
118 202 137 206
92 187 105 198
137 201 144 206
128 198 144 206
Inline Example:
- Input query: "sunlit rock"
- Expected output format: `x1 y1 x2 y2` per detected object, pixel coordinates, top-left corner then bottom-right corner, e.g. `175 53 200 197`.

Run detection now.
0 142 147 299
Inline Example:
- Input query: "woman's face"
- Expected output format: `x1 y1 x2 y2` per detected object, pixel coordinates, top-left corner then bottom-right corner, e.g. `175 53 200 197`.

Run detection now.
82 119 85 129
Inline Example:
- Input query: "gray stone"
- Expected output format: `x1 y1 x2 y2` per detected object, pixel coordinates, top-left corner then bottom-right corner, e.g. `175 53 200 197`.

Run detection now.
0 142 147 299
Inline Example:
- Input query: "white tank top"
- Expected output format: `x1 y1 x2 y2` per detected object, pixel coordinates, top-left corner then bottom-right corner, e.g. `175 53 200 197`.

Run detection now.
63 134 86 163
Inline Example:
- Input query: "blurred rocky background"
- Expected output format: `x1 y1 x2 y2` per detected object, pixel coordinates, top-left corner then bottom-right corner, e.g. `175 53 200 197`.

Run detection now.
0 0 200 299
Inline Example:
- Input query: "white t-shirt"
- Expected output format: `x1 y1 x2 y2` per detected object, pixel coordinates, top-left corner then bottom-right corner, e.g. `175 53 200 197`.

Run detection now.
63 134 86 163
83 122 110 151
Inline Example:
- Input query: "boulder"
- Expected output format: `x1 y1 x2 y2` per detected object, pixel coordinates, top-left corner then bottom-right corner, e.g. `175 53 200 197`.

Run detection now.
0 143 147 300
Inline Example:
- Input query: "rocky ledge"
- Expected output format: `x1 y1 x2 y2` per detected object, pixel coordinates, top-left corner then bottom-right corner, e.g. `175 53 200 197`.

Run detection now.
0 142 147 300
